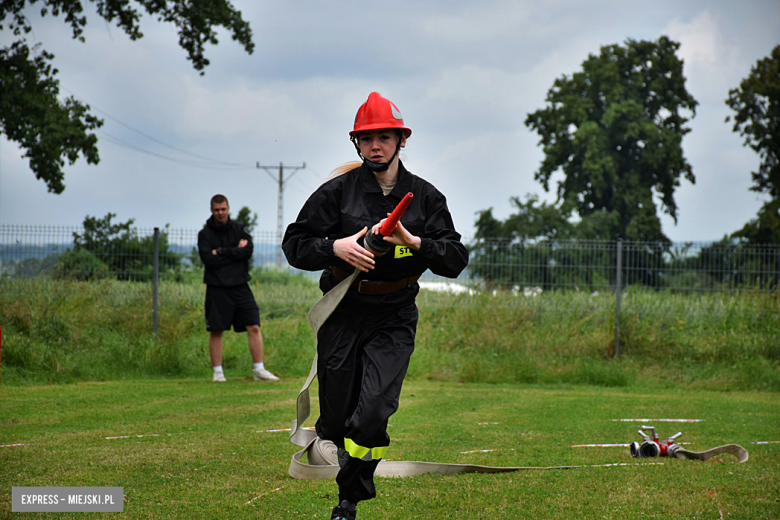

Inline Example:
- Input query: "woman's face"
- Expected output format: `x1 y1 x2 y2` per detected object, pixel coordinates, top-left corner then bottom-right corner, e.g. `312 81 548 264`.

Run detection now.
357 129 405 165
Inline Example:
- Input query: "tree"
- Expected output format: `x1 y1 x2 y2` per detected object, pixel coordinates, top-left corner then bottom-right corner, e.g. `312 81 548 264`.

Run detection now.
726 45 780 244
470 195 652 289
474 194 573 243
525 36 698 243
0 41 102 194
55 248 108 280
235 206 258 233
70 212 180 280
470 195 574 287
0 0 254 193
732 199 780 244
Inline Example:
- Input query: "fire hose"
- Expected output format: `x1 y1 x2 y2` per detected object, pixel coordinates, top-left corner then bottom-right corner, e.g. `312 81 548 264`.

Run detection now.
286 194 748 479
629 426 748 463
288 257 582 479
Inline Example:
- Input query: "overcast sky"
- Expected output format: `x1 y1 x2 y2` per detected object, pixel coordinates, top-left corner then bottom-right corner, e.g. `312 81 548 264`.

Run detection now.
2 0 779 243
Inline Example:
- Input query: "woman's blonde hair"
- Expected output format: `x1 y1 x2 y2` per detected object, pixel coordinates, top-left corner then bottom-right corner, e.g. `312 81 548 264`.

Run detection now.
328 161 363 180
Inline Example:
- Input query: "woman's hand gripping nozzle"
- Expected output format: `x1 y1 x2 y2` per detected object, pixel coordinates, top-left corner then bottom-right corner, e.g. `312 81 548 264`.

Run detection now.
362 192 414 257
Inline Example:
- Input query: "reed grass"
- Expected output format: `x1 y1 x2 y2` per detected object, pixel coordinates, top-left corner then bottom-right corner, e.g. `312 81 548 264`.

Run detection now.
0 277 777 390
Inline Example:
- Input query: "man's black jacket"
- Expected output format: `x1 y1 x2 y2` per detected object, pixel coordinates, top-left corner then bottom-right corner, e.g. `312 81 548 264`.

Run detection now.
282 161 468 308
197 216 253 287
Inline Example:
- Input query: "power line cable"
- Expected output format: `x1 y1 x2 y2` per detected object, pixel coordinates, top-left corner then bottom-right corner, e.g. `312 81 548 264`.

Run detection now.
287 180 315 197
98 131 252 171
22 17 244 170
299 164 332 187
289 168 319 191
60 85 254 168
98 113 252 168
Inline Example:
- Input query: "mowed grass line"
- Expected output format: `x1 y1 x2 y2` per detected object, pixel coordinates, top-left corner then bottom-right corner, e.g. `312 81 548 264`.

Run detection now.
1 379 778 519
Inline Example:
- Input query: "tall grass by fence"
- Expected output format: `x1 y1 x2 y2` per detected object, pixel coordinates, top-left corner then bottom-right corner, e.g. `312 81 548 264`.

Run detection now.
1 224 778 346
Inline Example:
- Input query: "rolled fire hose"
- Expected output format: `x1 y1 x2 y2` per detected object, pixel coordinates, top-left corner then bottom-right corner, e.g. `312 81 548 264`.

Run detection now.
630 427 748 464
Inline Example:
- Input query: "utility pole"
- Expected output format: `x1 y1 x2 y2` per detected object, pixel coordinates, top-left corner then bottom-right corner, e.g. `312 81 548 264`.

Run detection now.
256 161 306 269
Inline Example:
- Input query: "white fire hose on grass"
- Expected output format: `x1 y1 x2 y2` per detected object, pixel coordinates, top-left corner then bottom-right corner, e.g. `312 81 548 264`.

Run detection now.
286 271 749 479
285 196 748 480
288 267 584 479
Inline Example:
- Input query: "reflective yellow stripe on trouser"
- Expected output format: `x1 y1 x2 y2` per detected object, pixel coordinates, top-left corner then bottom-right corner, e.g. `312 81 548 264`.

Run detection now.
344 438 388 461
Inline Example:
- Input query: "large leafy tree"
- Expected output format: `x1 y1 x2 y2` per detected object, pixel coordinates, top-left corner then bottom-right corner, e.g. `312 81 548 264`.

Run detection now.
0 0 254 193
525 36 698 243
726 45 780 244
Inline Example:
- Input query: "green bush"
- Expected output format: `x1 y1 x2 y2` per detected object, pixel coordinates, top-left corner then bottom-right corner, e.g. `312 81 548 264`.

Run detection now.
54 249 110 280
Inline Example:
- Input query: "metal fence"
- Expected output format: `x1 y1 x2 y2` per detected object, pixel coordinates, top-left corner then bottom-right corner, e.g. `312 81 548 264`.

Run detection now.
0 224 473 284
0 225 284 281
468 238 780 292
467 237 779 354
3 224 780 290
2 224 778 352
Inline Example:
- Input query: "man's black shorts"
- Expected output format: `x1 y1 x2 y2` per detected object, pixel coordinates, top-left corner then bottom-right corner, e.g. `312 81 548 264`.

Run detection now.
205 284 260 332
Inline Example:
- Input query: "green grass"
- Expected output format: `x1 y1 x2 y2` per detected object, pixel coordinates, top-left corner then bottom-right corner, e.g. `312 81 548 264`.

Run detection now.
0 379 778 519
411 287 779 391
1 278 778 390
1 277 778 517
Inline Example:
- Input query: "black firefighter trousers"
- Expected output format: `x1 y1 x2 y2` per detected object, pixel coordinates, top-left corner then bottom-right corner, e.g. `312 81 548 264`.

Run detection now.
315 301 418 505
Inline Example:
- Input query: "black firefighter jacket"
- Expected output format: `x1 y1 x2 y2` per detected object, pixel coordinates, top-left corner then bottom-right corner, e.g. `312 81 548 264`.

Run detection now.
197 216 253 287
282 161 469 308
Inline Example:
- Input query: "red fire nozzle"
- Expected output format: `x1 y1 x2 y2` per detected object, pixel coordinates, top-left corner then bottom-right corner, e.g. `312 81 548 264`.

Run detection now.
362 192 414 257
379 192 413 236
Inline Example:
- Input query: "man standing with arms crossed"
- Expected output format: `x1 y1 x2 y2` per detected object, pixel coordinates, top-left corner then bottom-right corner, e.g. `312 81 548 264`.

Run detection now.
198 194 279 383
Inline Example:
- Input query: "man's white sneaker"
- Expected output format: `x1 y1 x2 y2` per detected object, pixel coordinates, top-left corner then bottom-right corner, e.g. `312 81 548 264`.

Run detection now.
254 368 279 381
213 371 227 382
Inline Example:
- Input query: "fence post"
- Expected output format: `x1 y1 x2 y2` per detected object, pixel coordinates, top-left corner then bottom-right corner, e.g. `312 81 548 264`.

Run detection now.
614 239 622 357
153 227 159 335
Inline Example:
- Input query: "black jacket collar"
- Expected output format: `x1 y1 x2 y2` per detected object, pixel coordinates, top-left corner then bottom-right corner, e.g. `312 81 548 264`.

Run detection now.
358 161 413 201
206 215 233 230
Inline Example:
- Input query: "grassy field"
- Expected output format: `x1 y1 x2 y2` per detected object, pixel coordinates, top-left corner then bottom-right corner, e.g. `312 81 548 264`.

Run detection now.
1 379 778 519
0 276 778 517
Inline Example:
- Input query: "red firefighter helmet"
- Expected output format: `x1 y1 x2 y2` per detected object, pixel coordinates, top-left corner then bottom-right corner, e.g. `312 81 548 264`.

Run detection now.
349 92 412 138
